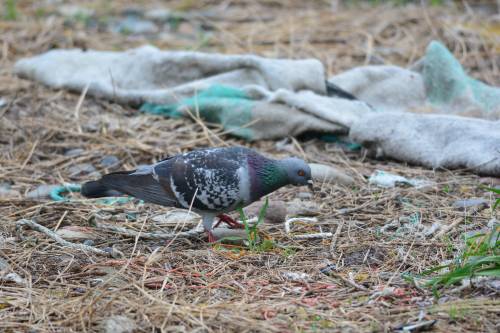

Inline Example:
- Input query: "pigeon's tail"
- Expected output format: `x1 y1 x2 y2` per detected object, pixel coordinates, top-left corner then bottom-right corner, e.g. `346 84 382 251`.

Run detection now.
82 169 178 207
81 179 123 198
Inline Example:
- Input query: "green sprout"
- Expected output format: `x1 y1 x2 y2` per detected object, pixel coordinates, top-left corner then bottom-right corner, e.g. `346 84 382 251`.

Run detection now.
238 197 269 251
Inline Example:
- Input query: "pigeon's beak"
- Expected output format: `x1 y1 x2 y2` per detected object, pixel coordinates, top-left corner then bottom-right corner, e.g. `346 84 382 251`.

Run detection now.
307 179 314 192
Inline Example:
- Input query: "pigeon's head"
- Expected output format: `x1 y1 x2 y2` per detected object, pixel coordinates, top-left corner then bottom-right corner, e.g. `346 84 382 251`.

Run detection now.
280 157 313 188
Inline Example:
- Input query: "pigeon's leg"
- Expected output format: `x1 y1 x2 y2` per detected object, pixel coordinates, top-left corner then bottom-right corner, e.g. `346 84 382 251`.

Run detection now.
207 231 217 243
215 214 245 229
202 214 217 243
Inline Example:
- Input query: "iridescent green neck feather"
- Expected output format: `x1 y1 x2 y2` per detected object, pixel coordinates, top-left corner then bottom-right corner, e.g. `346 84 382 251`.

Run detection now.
248 155 289 200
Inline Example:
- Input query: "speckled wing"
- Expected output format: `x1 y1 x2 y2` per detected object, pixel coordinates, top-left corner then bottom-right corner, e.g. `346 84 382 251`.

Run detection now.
164 147 251 212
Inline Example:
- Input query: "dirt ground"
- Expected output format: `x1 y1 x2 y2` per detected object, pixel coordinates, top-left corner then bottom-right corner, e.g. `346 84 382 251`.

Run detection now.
0 1 499 332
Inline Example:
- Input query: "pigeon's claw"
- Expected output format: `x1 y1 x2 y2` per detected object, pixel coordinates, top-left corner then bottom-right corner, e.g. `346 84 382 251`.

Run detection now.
215 214 245 229
207 231 217 243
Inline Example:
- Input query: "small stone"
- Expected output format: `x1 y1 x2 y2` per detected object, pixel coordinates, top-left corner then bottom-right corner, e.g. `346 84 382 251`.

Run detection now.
320 264 337 275
287 199 320 216
115 17 158 35
103 315 136 333
309 163 355 186
152 210 199 225
26 184 61 199
243 200 287 224
297 192 312 200
100 155 120 168
145 8 172 21
452 198 489 209
58 5 94 18
121 7 144 17
486 279 500 291
83 239 95 246
68 163 96 178
56 226 98 240
0 182 19 198
64 148 84 157
479 177 500 186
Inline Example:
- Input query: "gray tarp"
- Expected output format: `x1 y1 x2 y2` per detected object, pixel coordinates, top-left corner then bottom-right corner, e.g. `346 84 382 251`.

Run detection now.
14 41 500 175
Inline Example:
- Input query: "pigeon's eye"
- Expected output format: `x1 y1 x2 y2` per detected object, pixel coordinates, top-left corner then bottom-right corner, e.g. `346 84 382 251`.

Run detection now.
297 169 305 177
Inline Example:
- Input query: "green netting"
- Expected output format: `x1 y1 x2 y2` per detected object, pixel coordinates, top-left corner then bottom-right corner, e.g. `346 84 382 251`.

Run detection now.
141 85 255 140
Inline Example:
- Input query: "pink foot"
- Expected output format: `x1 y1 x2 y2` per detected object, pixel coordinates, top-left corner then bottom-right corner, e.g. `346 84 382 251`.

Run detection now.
215 214 244 229
207 231 217 243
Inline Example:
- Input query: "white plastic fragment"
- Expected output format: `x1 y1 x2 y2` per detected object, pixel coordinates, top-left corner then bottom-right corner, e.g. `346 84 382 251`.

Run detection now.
282 271 311 282
369 170 433 188
285 217 318 233
0 258 27 286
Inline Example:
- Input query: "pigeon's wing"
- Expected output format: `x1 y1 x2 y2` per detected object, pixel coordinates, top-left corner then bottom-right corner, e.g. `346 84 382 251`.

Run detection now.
98 161 180 207
169 147 248 212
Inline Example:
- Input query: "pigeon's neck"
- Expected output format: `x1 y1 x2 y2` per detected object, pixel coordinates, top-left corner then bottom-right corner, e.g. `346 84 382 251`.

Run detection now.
248 155 289 199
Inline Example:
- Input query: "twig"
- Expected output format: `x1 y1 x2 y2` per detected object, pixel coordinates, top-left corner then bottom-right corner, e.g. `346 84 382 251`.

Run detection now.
16 219 109 256
333 197 388 216
74 81 90 133
96 222 204 240
292 232 333 240
96 222 248 241
433 218 463 239
53 210 68 232
284 217 332 240
20 139 38 170
330 219 345 257
327 271 369 291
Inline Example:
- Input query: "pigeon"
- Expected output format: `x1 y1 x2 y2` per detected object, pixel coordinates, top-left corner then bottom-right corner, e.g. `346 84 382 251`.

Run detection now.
81 146 313 242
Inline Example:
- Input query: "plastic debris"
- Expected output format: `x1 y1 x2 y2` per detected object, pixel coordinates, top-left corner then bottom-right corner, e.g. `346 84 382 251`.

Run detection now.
282 271 311 282
380 214 440 238
395 320 437 332
452 198 489 209
369 170 433 188
50 184 82 201
0 258 27 286
26 184 61 199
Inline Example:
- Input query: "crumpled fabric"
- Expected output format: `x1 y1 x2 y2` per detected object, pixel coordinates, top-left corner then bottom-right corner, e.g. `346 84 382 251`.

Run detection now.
14 41 500 175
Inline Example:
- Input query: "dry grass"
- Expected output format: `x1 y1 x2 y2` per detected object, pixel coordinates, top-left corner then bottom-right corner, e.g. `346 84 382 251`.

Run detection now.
1 1 499 332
